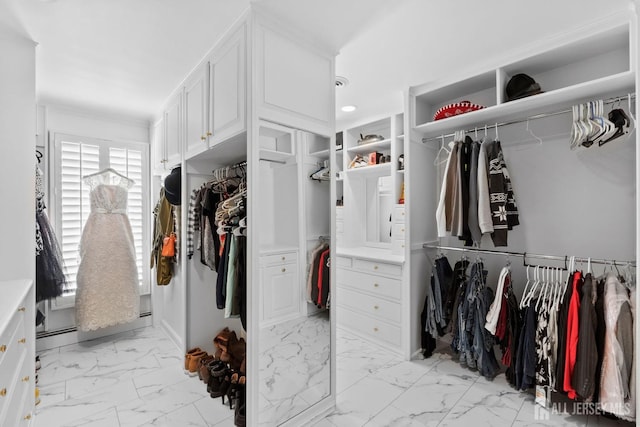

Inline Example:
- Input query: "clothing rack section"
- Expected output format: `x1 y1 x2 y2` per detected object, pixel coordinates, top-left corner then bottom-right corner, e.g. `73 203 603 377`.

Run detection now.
421 93 636 144
423 244 636 268
188 162 247 328
307 239 330 309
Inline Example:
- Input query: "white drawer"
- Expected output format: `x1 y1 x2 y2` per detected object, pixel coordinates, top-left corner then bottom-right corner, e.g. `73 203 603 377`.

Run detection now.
336 219 344 234
337 287 401 324
353 258 402 277
1 348 27 426
0 305 25 366
393 205 405 223
336 256 352 268
392 223 406 239
337 268 400 301
0 312 25 410
260 251 298 266
335 207 344 220
337 307 401 347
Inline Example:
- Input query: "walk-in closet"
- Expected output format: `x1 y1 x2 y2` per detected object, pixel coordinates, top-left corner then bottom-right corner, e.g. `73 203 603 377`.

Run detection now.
1 1 639 426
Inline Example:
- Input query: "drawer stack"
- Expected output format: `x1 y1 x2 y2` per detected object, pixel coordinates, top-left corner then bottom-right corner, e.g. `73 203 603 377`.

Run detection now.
259 250 300 326
336 256 403 352
0 280 35 427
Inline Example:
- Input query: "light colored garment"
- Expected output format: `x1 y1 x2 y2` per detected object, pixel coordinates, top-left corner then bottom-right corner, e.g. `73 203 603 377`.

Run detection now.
435 143 454 237
599 273 633 418
485 267 509 335
76 173 140 331
224 235 239 318
477 140 493 234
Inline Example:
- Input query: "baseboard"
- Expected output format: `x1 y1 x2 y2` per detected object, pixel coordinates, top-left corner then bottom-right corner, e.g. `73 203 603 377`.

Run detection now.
161 319 183 352
279 395 336 427
35 315 153 352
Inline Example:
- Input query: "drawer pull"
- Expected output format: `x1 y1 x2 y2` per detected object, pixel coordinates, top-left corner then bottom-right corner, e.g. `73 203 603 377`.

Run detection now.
18 338 26 344
373 265 378 270
401 211 405 216
22 376 29 382
281 256 285 261
24 414 32 420
0 345 6 353
374 283 379 288
0 388 6 397
207 131 212 136
281 268 286 273
401 228 405 232
18 306 26 312
374 305 379 310
373 327 379 332
201 136 207 141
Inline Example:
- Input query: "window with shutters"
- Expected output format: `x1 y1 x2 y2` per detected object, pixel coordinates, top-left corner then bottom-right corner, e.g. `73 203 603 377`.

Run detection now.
51 133 150 304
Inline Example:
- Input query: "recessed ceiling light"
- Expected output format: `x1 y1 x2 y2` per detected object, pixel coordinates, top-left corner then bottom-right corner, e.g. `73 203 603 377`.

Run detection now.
341 105 357 112
335 76 349 87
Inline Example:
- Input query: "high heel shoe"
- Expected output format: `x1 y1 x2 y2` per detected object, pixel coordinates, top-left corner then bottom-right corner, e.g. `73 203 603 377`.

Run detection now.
210 369 233 399
223 373 239 408
206 361 227 394
234 376 246 426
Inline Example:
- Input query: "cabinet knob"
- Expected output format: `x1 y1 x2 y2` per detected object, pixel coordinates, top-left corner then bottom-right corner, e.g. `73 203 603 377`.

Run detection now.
18 338 26 344
281 256 286 261
373 283 379 288
207 132 212 136
401 228 405 233
201 136 206 141
373 327 379 332
373 265 378 270
374 305 379 310
281 268 286 273
24 414 32 420
0 388 6 397
18 306 26 312
22 376 29 382
0 345 6 353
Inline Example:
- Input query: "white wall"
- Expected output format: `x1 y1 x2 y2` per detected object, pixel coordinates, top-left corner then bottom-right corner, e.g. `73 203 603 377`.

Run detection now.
0 30 36 281
45 104 149 143
336 0 632 128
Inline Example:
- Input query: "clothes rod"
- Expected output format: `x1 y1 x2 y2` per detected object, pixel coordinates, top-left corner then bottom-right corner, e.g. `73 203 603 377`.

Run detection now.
421 93 636 144
422 244 636 267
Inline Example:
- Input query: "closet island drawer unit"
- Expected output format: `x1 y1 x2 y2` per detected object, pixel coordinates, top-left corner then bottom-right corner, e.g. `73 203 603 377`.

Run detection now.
0 280 35 427
336 255 404 352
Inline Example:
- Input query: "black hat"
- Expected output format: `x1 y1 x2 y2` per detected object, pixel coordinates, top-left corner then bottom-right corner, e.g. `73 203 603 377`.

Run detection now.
164 167 181 205
506 73 543 101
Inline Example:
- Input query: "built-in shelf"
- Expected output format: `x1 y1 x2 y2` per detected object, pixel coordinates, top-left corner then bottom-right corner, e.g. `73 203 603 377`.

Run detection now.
259 149 294 163
414 71 635 137
308 148 330 158
346 162 391 175
346 138 392 154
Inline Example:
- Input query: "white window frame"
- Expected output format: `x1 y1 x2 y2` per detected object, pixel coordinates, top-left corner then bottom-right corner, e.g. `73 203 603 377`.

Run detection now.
49 132 151 310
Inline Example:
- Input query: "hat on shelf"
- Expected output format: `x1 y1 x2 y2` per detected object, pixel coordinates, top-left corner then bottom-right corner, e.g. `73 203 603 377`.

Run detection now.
506 73 543 101
433 100 484 121
164 167 181 206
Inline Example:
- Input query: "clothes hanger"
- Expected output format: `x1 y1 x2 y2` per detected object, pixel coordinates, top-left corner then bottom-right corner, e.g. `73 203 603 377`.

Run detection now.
560 256 575 304
523 265 540 308
526 119 542 145
433 135 451 166
520 265 532 309
494 123 499 141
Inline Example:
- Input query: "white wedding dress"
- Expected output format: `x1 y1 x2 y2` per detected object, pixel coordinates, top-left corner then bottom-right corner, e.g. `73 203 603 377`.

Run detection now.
75 169 140 331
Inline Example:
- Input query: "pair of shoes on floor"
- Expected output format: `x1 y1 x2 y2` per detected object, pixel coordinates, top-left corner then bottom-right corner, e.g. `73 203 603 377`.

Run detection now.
185 348 210 376
233 375 246 426
213 328 246 372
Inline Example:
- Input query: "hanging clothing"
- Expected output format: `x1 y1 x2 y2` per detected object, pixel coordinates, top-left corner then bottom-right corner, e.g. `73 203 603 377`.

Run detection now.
457 137 472 244
76 170 139 332
600 273 634 418
467 141 482 244
436 143 454 237
484 140 519 246
477 138 494 235
593 277 607 402
35 166 67 302
150 188 175 286
572 273 598 401
515 303 537 391
307 243 329 303
555 271 574 393
563 271 583 399
485 266 509 335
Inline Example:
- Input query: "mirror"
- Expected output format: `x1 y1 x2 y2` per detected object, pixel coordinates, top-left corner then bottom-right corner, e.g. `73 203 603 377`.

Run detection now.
258 126 331 425
365 175 393 245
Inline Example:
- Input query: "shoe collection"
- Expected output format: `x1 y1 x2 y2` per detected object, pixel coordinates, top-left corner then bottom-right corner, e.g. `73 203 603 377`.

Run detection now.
184 327 246 426
35 355 41 406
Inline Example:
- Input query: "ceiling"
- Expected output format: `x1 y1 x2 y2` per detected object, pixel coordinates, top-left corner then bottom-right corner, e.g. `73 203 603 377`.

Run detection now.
7 0 633 126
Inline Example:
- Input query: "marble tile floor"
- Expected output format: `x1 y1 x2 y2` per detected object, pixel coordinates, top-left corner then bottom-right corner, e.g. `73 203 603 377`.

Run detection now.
34 325 634 426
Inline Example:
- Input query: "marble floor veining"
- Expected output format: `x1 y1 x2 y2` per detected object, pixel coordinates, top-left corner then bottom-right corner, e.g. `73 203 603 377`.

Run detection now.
34 325 633 426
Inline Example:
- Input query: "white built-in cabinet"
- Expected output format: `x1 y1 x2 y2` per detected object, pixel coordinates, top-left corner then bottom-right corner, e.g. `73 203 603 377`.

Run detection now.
0 280 35 427
150 8 335 427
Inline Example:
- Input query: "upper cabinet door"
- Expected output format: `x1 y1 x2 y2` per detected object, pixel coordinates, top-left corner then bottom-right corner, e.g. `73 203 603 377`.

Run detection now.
184 64 210 160
209 24 246 145
164 91 182 168
151 118 165 174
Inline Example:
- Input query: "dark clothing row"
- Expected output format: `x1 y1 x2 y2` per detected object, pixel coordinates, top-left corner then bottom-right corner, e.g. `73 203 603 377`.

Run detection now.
307 242 330 309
